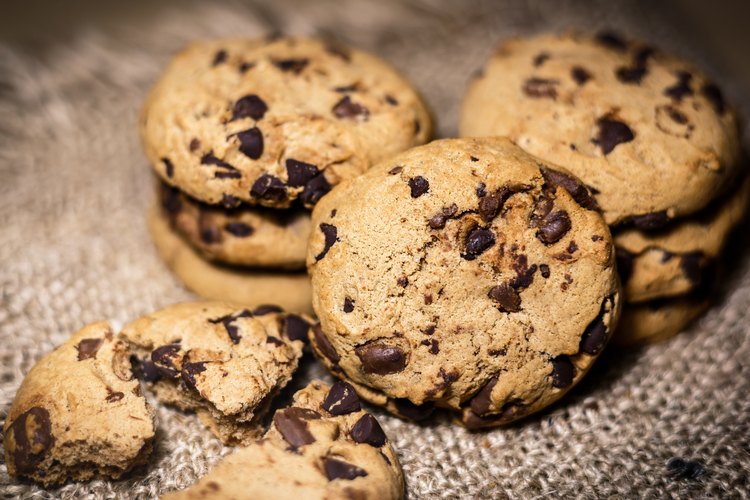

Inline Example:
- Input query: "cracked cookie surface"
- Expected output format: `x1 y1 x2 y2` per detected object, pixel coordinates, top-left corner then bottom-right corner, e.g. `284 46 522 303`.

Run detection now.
307 137 620 428
460 32 742 226
141 37 431 209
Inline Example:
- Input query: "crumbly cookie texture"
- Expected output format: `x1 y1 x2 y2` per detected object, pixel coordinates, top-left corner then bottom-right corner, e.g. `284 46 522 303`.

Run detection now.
307 137 621 429
121 301 311 445
613 296 710 346
3 322 155 486
158 182 311 269
141 37 431 209
460 32 742 226
163 380 404 500
148 207 314 314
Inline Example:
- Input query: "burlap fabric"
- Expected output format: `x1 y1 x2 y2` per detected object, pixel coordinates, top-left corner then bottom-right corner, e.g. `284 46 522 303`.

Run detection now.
1 1 749 497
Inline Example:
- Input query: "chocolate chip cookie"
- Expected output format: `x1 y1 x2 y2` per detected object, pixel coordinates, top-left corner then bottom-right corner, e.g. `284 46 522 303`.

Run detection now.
122 301 311 445
460 32 742 226
613 296 710 346
158 182 311 269
148 208 313 314
163 380 404 499
141 37 431 209
3 322 155 486
307 137 621 429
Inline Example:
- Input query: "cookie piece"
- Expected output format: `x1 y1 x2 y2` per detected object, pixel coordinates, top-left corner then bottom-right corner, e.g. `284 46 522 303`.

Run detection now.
3 322 155 486
612 296 710 346
615 175 749 302
149 207 313 314
122 301 310 445
159 182 311 269
141 37 431 209
307 137 621 429
163 381 404 500
460 32 742 226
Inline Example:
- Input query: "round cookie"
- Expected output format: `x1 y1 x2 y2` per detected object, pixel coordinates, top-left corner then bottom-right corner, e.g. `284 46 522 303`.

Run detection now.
159 182 311 269
3 322 155 486
612 296 710 346
148 207 313 314
460 32 742 227
141 37 432 209
164 380 404 500
306 137 621 429
122 301 310 445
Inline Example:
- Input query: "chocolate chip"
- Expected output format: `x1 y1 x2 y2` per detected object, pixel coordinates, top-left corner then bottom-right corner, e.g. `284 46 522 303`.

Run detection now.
312 324 340 364
470 375 498 415
189 138 201 152
630 211 670 230
355 343 407 375
208 309 252 344
236 127 264 159
151 343 182 378
180 362 207 391
394 399 434 421
252 304 283 315
594 117 635 155
332 96 369 120
251 174 286 201
424 294 433 305
212 50 227 66
662 105 689 124
239 61 255 73
571 66 592 85
551 355 575 387
333 83 359 93
701 83 726 114
350 414 387 447
537 210 571 244
221 194 241 209
385 94 398 106
7 407 54 474
567 241 578 254
488 283 522 313
201 152 235 170
214 170 242 179
533 52 550 67
162 158 174 178
76 338 103 361
595 31 628 51
463 228 496 260
666 457 707 481
343 298 354 313
286 159 320 187
130 355 161 383
579 300 609 355
397 276 408 288
476 182 487 197
199 213 222 244
616 64 647 84
388 166 403 175
232 95 268 121
285 407 322 420
522 77 559 99
541 167 598 210
423 325 436 335
324 457 368 481
273 409 315 449
664 71 693 101
105 390 124 403
511 264 537 290
300 174 332 206
429 204 458 229
160 184 182 216
272 58 309 74
479 185 528 221
322 380 361 415
266 336 285 347
540 263 551 278
680 252 704 284
283 314 310 342
421 338 439 354
408 176 429 197
224 222 253 237
315 223 338 261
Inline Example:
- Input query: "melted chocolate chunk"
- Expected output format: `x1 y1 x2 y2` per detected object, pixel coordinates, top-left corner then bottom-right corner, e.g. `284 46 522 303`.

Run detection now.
429 203 458 229
595 117 635 155
239 61 255 73
300 174 331 206
701 83 726 114
285 159 320 187
355 343 407 375
463 228 496 260
252 304 283 315
312 324 340 364
322 380 361 415
523 77 559 99
664 71 693 101
571 66 592 85
595 31 628 51
214 170 242 179
181 362 207 391
488 283 522 313
541 167 598 210
266 336 285 347
616 64 647 84
540 263 551 278
537 210 571 245
551 356 575 388
579 299 610 355
151 343 182 378
324 458 368 481
237 127 264 159
76 338 103 361
332 96 369 119
162 158 174 178
251 174 287 201
232 95 268 121
479 186 514 221
350 414 387 447
272 58 309 74
533 52 550 67
189 138 201 152
408 176 430 198
130 355 161 383
343 298 355 313
397 276 409 288
221 194 241 209
630 211 670 230
224 222 253 237
273 409 315 449
201 152 235 170
385 94 398 106
283 314 310 342
315 223 338 261
470 375 498 415
511 264 538 290
212 50 227 66
394 399 434 421
7 407 54 474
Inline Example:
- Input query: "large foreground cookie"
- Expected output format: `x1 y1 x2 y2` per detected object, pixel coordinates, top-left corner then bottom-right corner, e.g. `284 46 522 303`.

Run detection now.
141 37 431 209
307 138 620 428
122 302 310 445
460 32 741 226
164 381 404 500
612 296 710 346
159 182 311 269
3 322 155 486
148 208 313 314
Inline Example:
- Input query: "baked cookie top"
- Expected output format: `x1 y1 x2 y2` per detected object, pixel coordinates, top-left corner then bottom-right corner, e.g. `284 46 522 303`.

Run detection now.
460 32 742 227
141 37 431 209
307 137 620 428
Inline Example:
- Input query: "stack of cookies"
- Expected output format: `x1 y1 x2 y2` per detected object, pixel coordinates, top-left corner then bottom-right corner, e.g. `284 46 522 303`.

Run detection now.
460 32 747 345
140 37 431 314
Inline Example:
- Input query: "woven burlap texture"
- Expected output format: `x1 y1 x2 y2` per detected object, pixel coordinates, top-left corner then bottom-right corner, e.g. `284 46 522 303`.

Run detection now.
1 1 749 498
